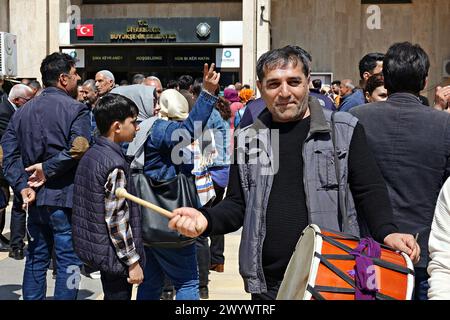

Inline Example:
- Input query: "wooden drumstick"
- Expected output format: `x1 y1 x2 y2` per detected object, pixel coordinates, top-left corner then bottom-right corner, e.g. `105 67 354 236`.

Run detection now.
115 187 172 219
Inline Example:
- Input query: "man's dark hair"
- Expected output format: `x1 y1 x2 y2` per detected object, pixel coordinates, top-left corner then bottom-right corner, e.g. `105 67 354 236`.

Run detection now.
243 84 251 89
331 80 341 86
166 79 179 89
40 52 76 87
93 93 138 135
28 80 42 90
83 79 97 92
364 73 385 96
192 77 203 98
178 75 194 90
383 42 429 94
358 52 385 80
132 73 145 85
256 45 312 81
312 79 322 89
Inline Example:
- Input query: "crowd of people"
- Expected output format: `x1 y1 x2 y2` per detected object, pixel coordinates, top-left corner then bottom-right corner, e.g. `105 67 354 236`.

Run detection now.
0 40 449 301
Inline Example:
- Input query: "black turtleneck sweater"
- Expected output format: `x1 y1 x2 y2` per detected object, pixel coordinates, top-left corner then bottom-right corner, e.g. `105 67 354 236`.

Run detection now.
262 118 311 282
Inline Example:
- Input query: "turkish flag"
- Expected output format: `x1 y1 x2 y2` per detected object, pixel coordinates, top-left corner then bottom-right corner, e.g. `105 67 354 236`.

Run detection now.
76 24 94 37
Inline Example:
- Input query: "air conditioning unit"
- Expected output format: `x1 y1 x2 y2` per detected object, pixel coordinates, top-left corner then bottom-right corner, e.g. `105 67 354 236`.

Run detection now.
444 60 450 78
0 32 18 77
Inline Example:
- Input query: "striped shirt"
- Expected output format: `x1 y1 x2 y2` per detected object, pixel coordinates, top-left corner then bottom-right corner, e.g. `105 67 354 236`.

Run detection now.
104 168 140 266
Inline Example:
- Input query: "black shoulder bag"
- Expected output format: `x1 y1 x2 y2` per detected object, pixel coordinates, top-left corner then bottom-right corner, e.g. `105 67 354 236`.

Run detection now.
130 171 199 248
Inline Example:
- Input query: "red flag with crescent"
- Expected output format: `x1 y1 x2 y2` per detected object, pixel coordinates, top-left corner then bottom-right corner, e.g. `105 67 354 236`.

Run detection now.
76 24 94 37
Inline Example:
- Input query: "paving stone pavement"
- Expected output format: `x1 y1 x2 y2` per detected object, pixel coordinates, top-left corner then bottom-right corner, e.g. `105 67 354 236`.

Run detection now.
0 205 249 300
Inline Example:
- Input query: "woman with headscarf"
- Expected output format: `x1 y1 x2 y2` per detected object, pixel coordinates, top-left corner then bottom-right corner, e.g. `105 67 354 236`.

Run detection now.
111 84 157 123
126 64 220 300
111 84 158 153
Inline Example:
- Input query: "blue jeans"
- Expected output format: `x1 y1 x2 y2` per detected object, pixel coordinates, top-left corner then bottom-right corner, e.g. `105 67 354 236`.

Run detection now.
23 206 82 300
137 244 199 300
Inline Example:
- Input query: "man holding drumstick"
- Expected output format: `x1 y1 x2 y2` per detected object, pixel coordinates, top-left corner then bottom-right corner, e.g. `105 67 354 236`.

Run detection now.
168 45 420 300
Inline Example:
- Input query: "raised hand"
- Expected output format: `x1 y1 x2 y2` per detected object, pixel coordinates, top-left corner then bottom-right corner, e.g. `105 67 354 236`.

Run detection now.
202 63 220 96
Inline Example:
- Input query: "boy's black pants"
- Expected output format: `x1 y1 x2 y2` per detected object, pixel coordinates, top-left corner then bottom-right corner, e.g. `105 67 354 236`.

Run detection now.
100 271 133 300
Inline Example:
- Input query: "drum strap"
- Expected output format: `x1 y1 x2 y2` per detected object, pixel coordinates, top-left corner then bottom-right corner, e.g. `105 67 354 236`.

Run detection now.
315 252 356 288
373 259 415 275
318 227 360 241
322 254 355 260
314 286 355 294
318 233 353 253
319 233 414 275
307 285 326 300
313 252 397 300
320 226 403 254
375 292 396 300
321 254 414 275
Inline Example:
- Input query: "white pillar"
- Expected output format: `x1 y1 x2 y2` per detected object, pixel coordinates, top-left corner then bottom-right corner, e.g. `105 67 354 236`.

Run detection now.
242 0 271 93
256 0 271 63
0 0 9 32
9 0 48 79
48 0 61 54
242 0 257 90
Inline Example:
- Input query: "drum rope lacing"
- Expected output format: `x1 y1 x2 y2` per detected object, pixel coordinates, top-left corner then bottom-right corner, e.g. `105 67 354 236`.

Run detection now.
307 232 413 300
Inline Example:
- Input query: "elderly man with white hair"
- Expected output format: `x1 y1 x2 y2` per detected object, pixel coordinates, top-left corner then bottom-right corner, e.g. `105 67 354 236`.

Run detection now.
338 79 356 110
144 76 163 99
0 83 35 135
0 83 35 258
95 70 115 97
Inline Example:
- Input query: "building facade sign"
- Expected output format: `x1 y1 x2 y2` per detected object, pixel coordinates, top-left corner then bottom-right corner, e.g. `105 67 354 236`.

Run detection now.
70 18 220 44
82 47 215 70
215 48 240 68
172 48 214 67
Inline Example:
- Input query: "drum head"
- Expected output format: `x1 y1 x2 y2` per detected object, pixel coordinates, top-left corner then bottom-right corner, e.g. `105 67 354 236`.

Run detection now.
277 225 321 300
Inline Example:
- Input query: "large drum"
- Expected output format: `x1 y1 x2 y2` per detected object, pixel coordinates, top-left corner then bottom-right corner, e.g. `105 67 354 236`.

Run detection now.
277 225 415 300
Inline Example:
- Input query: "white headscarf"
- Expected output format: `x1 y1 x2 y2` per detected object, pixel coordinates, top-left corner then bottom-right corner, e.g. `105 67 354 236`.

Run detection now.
159 89 189 121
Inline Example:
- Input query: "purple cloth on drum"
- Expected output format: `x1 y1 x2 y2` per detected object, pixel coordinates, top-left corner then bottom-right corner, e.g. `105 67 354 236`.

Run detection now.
349 238 381 300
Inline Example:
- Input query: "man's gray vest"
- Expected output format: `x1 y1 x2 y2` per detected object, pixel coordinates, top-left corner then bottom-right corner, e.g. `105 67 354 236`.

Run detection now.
235 96 359 293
